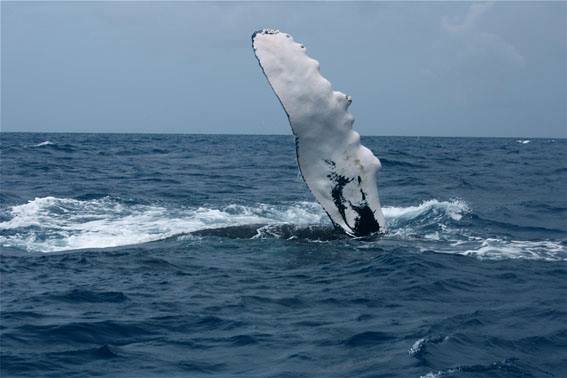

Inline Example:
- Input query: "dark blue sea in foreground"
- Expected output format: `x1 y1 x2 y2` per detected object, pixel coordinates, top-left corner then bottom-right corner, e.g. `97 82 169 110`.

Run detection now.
1 133 566 378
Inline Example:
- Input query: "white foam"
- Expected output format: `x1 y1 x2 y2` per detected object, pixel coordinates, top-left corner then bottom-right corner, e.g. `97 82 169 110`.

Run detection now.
516 139 531 144
421 372 441 378
382 199 472 244
0 197 325 252
381 200 565 261
409 338 426 356
420 371 457 378
1 197 564 261
460 239 566 261
31 141 55 147
383 199 470 223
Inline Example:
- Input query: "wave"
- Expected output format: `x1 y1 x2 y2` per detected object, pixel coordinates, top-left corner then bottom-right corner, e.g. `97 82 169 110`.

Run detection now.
456 239 566 261
0 197 565 261
420 357 529 378
379 158 427 169
31 141 55 147
29 140 76 152
0 197 326 253
384 199 470 223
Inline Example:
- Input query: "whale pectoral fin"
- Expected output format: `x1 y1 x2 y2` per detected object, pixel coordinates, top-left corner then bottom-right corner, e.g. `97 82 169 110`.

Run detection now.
252 29 386 236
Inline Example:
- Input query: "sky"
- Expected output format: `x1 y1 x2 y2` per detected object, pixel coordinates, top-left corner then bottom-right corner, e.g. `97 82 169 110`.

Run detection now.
1 1 566 137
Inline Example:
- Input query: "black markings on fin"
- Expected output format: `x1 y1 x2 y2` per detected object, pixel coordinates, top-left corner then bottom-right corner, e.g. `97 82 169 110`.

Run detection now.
325 161 380 236
350 197 381 236
326 160 353 231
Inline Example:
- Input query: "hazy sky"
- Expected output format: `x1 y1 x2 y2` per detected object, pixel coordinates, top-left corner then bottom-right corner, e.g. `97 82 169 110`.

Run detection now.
1 1 566 137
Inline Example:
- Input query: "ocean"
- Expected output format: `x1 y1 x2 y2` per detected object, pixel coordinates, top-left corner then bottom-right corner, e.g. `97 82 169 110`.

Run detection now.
1 133 566 377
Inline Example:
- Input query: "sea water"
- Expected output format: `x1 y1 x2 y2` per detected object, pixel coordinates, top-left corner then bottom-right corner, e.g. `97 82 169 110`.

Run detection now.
1 133 566 377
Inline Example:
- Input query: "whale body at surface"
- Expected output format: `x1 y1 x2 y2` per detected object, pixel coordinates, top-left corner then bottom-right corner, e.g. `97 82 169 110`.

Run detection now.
252 29 386 236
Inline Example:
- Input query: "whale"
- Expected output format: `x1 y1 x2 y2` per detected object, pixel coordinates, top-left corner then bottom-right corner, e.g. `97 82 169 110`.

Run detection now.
252 29 386 237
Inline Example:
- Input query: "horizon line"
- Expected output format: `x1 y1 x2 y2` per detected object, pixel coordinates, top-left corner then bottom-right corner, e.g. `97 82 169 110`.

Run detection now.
1 131 565 139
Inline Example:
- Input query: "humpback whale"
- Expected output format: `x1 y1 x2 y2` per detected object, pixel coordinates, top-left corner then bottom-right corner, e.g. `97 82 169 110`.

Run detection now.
252 29 386 237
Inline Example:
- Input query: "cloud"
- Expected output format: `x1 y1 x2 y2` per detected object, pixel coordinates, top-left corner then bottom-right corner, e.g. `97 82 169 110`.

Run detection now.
442 2 493 33
441 2 526 67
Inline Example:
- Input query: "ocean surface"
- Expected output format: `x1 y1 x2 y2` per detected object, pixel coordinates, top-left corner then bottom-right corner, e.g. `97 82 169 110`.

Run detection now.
1 133 566 378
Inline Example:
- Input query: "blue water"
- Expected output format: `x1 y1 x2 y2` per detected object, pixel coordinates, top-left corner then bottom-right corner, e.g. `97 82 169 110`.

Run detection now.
1 133 566 378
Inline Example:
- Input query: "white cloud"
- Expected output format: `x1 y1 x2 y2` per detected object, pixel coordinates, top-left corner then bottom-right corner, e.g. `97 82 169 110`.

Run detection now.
441 2 526 67
442 2 493 33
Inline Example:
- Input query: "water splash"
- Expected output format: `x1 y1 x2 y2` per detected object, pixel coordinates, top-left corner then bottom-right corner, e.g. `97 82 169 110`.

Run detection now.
1 196 565 261
0 197 325 252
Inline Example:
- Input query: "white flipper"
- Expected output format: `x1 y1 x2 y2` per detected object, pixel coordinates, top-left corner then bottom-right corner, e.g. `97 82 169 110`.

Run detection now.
252 29 386 236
